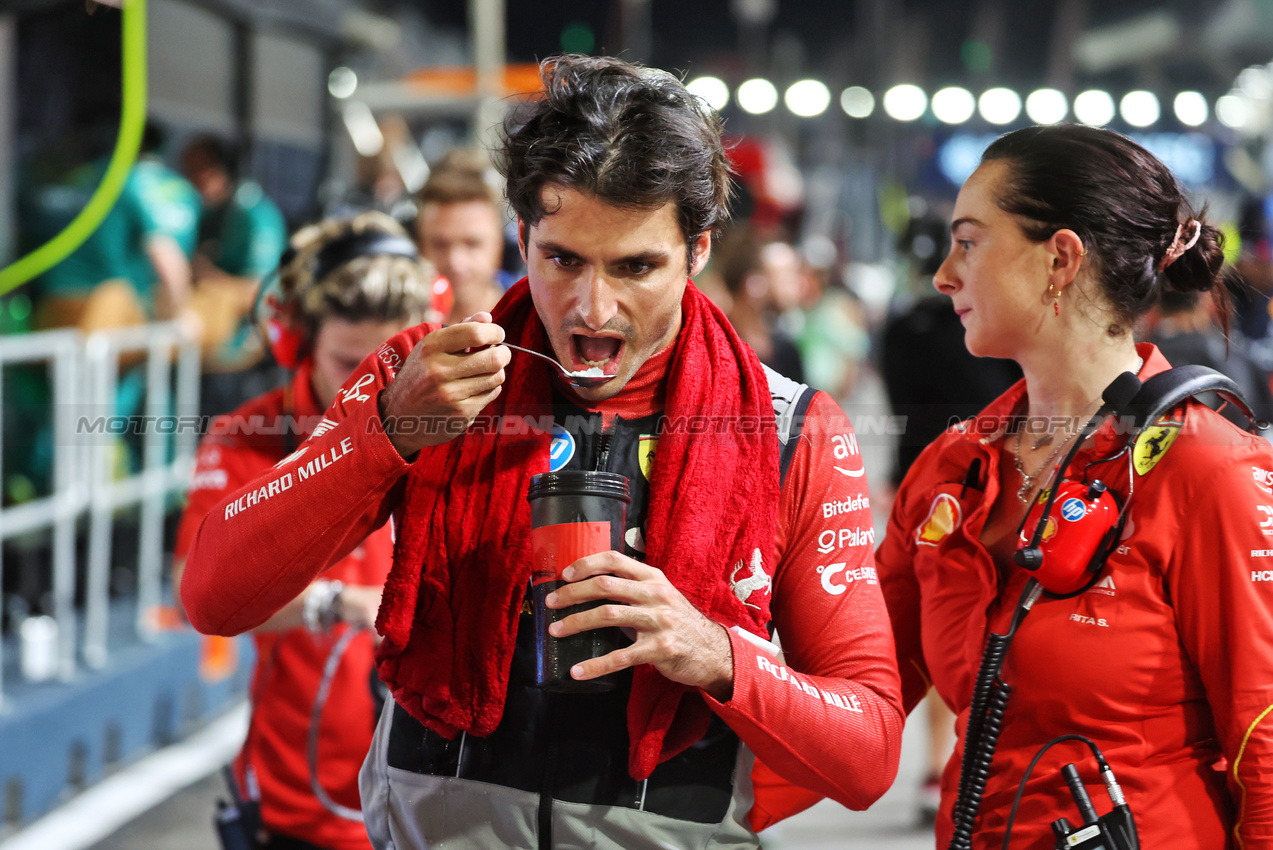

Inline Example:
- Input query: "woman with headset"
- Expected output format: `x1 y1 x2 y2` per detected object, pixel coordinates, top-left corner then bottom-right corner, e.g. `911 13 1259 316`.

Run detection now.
174 212 439 850
876 125 1273 849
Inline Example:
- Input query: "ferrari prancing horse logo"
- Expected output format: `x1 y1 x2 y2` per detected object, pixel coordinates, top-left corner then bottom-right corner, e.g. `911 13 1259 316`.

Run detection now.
1133 419 1180 476
638 435 658 481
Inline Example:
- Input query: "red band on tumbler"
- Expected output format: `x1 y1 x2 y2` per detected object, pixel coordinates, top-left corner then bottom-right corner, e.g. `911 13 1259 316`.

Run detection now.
531 522 612 585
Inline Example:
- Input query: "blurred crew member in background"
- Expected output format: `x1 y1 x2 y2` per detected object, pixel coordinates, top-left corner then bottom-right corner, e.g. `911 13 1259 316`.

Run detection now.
182 134 288 286
23 120 195 331
1146 286 1273 427
413 149 509 322
712 225 806 381
182 55 903 850
174 212 434 850
181 134 289 416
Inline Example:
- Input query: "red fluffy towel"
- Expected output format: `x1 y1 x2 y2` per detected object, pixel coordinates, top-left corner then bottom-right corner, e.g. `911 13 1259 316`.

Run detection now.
375 278 780 779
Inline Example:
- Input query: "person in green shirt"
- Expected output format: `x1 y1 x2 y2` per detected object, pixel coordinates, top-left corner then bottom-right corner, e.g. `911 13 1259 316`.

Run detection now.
180 134 290 415
21 122 196 329
181 135 287 281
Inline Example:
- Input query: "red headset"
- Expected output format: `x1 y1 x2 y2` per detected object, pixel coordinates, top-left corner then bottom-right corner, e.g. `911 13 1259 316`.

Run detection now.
1014 367 1261 597
258 230 425 369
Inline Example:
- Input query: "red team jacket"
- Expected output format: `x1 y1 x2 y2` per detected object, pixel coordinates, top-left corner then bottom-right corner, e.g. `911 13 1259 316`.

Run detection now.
181 322 905 831
877 345 1273 849
176 363 393 850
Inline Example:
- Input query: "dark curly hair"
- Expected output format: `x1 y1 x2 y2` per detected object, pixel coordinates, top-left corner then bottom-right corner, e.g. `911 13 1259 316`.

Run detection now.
981 124 1227 332
496 54 733 270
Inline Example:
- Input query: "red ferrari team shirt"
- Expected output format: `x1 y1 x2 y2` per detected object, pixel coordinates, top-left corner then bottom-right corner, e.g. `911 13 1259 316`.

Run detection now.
877 344 1273 849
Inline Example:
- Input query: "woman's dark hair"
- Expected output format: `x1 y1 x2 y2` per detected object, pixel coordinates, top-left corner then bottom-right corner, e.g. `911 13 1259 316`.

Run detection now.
496 54 733 269
981 124 1227 331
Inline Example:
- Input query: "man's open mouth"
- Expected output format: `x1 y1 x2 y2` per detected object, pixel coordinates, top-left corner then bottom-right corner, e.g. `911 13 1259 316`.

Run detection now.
571 334 624 377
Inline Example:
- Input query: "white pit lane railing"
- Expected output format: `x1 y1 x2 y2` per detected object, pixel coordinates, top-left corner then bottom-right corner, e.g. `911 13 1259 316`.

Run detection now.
0 322 200 706
0 329 87 698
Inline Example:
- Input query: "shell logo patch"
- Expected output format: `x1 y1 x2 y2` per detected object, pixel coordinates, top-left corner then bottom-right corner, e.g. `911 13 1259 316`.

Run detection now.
916 493 963 547
1039 515 1058 543
638 435 658 481
1133 420 1180 476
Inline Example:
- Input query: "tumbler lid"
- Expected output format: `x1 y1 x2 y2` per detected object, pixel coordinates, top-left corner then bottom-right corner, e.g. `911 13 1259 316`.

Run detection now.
528 470 631 503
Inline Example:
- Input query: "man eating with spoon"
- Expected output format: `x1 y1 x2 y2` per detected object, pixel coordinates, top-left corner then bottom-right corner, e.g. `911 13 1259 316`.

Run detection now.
181 54 902 850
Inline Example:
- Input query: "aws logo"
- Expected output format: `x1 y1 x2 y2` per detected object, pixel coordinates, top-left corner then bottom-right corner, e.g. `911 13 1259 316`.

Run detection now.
916 493 962 547
832 433 865 478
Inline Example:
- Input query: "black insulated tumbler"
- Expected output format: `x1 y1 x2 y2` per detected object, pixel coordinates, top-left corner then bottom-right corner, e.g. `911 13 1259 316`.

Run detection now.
527 470 631 693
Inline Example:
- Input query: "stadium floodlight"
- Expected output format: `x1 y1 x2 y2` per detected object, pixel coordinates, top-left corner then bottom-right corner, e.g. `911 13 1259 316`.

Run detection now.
1120 90 1160 127
932 87 975 124
738 78 779 115
1025 88 1068 124
978 87 1022 125
1074 89 1115 126
687 76 730 111
841 86 875 118
1173 91 1208 127
1216 93 1249 129
785 80 832 117
883 84 927 121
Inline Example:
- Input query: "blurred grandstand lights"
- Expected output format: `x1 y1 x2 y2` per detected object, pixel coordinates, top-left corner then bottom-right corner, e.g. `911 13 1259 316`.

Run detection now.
1173 91 1209 127
1120 91 1160 127
978 88 1022 125
1216 94 1250 129
840 86 875 118
328 67 358 99
1025 88 1068 124
785 80 832 117
931 87 975 124
1074 90 1116 126
738 78 779 114
883 85 927 121
687 76 730 111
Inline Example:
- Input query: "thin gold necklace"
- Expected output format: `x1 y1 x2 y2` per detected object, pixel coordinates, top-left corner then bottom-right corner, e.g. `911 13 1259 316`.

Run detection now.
1010 396 1104 503
1012 427 1079 503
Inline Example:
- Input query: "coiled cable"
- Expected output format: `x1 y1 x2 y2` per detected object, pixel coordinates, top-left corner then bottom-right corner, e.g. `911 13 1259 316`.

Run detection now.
947 579 1042 850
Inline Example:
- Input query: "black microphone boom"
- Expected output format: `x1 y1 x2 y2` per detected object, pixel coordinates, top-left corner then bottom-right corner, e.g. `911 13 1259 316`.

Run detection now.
1101 372 1143 414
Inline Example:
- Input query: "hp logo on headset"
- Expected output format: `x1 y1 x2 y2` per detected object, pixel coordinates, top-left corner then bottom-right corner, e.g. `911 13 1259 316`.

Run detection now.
1060 497 1086 523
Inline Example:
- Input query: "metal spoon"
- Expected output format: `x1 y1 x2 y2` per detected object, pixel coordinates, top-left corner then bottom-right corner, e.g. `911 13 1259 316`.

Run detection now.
500 342 615 389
